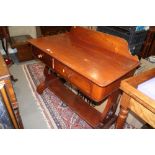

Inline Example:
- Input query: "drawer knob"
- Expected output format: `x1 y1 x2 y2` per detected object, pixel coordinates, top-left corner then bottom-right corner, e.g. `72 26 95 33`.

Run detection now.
38 54 43 58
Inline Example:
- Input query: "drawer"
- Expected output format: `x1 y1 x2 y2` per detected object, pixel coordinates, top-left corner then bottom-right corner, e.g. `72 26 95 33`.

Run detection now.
33 47 53 67
54 60 92 96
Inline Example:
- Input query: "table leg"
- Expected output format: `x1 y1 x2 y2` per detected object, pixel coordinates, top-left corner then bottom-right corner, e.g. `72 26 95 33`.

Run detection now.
37 82 47 94
115 93 131 129
4 79 23 128
99 90 121 128
37 65 59 94
115 106 129 128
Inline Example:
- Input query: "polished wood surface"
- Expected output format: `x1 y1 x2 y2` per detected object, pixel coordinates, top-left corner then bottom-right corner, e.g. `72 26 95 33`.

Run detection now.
29 27 139 102
115 68 155 128
29 27 139 128
36 65 120 128
0 53 23 128
29 27 138 87
0 82 18 128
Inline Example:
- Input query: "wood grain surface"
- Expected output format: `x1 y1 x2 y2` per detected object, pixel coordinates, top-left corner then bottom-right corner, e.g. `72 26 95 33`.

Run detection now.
29 27 139 87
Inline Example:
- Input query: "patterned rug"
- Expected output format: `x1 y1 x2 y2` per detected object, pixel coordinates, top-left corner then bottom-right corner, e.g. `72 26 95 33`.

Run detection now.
23 62 134 129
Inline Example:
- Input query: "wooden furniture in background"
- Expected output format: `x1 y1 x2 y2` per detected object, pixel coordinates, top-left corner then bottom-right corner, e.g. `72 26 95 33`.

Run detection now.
140 27 155 58
0 53 23 128
115 68 155 128
97 26 148 56
0 26 14 67
0 27 10 58
29 27 139 128
39 26 71 37
10 35 34 62
0 26 18 81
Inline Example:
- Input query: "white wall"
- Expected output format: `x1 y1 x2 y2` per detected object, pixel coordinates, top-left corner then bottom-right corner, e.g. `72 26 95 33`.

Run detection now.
8 26 37 38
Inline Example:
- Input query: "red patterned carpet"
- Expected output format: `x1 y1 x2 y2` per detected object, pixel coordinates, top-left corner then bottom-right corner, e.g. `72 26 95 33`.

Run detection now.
23 62 134 129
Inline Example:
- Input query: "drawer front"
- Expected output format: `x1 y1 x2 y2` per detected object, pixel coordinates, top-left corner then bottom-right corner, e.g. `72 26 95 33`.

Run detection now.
54 60 92 95
33 47 52 67
32 47 107 101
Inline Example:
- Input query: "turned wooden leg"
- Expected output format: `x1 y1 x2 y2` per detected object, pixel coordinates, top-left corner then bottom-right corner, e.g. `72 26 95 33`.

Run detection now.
115 106 129 128
115 93 131 129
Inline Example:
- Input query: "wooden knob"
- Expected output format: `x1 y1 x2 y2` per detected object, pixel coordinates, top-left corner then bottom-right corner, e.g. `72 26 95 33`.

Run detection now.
62 69 65 73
